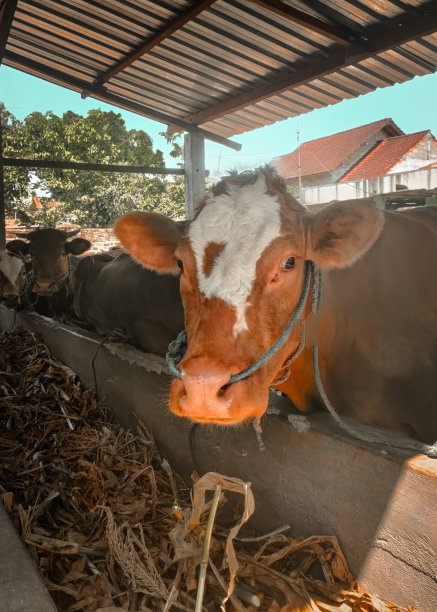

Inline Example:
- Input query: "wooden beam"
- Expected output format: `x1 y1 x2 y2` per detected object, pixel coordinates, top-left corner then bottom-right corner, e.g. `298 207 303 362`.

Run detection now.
247 0 353 46
3 50 241 151
93 0 218 86
2 158 184 174
0 0 18 64
182 0 437 127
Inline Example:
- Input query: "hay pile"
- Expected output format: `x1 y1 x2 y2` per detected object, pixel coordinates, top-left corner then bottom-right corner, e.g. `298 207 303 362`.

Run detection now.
0 328 415 612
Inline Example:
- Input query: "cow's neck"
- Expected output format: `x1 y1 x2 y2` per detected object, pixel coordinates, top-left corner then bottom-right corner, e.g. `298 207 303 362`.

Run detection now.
272 264 325 411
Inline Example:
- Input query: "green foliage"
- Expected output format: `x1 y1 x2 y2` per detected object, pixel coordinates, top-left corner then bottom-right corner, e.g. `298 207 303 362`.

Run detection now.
286 184 300 198
1 103 34 214
29 199 71 228
1 104 186 225
159 130 184 160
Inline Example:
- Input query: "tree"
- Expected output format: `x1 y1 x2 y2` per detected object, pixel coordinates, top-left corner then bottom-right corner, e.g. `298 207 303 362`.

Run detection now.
2 105 186 225
1 103 34 214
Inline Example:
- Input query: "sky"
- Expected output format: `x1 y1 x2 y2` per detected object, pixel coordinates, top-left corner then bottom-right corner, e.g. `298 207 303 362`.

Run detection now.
1 64 437 179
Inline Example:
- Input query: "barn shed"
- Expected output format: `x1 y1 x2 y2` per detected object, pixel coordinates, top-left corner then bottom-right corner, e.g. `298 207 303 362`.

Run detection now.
0 2 436 611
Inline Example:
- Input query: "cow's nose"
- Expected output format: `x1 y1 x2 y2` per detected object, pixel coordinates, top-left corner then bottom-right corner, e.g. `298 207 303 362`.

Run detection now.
34 280 56 295
174 358 233 419
3 295 19 308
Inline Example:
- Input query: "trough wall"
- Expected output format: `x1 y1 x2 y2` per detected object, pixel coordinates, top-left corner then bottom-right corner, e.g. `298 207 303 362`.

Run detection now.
0 306 436 611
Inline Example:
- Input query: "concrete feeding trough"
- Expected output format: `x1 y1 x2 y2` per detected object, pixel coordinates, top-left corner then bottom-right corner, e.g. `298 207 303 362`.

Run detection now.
0 305 436 611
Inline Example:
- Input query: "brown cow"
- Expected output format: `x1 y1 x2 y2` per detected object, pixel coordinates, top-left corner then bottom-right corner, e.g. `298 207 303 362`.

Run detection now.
9 228 91 315
12 228 90 294
115 169 437 445
73 251 184 357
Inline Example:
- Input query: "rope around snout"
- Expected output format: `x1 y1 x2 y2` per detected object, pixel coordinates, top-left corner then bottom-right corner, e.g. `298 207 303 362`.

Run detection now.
166 260 314 383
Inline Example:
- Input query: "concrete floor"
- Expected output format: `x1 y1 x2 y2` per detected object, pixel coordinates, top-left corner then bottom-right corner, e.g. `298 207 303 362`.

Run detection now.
0 502 56 612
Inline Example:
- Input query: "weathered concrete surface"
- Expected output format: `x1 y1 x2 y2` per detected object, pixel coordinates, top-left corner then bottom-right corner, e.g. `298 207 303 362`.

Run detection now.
0 501 57 612
1 306 436 611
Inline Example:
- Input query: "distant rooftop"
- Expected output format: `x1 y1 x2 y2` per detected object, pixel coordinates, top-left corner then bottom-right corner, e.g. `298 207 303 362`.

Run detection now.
271 118 403 179
341 131 432 181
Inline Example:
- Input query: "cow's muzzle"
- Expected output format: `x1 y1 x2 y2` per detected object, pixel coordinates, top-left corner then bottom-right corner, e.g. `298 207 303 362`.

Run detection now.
33 274 68 295
2 294 20 309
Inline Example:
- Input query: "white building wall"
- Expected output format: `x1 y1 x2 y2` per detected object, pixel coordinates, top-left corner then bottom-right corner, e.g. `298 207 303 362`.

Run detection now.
388 137 437 174
300 167 437 205
300 167 437 204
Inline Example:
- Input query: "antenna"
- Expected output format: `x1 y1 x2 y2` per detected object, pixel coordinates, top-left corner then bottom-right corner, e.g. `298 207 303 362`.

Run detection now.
216 152 222 177
296 119 302 200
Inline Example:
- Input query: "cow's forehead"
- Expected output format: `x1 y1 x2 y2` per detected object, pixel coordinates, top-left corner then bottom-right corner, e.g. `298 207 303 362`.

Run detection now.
0 251 24 284
27 229 66 245
188 175 282 333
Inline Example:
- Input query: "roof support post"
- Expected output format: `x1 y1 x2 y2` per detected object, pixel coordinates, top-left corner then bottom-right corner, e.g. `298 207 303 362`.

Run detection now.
184 130 205 220
0 117 6 249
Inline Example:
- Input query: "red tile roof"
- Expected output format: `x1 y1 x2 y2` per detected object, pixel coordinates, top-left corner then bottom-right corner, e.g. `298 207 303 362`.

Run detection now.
341 131 430 182
420 160 437 170
271 118 402 180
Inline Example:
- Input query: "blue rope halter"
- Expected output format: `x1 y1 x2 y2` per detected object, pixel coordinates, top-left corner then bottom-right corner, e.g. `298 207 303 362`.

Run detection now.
166 260 315 383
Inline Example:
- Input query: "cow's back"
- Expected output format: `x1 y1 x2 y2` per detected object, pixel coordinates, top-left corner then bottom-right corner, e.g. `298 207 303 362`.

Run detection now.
74 253 184 356
307 206 437 443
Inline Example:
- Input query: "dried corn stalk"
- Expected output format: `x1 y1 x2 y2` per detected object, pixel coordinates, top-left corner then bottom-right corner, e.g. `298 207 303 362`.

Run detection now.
102 505 168 598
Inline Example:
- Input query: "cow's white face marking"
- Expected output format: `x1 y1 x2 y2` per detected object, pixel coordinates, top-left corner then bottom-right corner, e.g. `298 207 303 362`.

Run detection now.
0 250 25 294
188 175 282 334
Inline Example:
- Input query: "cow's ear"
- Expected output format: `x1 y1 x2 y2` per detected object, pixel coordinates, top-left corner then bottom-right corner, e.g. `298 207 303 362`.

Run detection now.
66 237 91 255
114 212 182 274
306 199 385 269
6 239 30 257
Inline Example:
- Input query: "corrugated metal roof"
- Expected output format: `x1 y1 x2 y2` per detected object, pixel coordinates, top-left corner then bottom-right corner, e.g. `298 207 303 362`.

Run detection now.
1 0 437 147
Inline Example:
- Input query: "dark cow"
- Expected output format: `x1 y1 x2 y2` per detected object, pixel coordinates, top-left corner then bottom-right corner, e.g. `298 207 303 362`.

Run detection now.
73 252 184 357
9 228 91 315
114 168 437 446
0 246 28 308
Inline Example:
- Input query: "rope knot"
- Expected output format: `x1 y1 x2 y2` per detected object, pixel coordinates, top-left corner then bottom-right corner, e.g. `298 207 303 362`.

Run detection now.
166 330 187 379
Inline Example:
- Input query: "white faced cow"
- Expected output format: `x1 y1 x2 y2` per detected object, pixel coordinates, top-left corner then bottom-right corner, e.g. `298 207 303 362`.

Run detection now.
114 168 437 446
0 245 28 308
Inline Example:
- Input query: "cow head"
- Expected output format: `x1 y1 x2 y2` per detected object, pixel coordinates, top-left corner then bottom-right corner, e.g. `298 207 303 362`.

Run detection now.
115 168 384 425
0 243 29 308
12 228 91 295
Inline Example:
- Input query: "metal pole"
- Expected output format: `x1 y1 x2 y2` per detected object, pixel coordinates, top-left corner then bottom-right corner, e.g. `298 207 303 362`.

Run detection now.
296 118 302 201
184 130 205 220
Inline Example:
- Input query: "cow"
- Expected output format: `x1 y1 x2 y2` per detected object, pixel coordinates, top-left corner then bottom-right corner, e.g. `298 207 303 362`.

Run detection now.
8 228 91 316
7 227 182 355
0 245 28 308
73 252 184 357
114 168 437 448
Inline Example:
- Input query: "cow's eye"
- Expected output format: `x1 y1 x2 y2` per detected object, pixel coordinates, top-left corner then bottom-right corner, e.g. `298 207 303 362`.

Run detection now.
281 257 295 270
177 259 184 272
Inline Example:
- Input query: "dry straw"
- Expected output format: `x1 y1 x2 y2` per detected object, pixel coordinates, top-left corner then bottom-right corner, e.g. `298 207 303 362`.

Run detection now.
0 327 415 612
